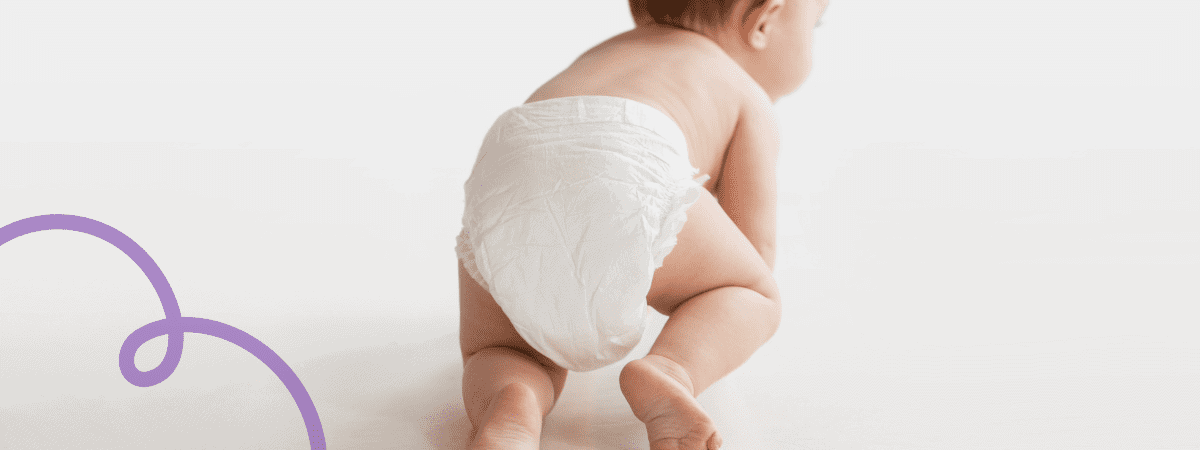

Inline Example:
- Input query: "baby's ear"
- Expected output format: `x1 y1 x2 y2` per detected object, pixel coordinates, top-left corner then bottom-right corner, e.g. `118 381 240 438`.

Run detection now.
745 0 785 50
629 0 654 26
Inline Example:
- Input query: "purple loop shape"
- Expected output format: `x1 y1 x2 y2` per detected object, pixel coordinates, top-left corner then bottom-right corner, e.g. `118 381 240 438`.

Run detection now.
1 214 326 450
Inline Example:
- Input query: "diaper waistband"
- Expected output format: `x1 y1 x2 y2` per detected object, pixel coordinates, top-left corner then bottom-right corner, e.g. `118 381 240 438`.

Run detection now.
493 95 690 159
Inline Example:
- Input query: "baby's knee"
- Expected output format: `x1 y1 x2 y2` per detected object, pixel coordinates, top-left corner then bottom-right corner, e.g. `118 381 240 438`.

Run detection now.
749 269 782 306
750 272 783 328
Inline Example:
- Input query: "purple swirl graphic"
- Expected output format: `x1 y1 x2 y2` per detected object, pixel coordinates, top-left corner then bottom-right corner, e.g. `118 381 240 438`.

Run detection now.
1 214 326 450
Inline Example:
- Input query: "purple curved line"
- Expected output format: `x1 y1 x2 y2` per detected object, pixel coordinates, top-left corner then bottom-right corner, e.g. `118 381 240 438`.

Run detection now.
120 317 325 449
0 214 326 450
0 214 186 381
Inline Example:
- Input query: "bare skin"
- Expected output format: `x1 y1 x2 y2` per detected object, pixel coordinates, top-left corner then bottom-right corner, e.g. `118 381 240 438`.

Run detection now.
460 0 830 448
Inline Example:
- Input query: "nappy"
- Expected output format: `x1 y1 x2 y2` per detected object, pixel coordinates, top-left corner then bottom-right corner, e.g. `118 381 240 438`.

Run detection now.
455 95 709 372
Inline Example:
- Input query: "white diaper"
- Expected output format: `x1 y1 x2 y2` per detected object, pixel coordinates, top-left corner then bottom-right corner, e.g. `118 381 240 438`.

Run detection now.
456 95 709 372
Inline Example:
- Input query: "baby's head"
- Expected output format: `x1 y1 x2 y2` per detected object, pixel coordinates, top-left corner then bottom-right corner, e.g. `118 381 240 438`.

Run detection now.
629 0 828 100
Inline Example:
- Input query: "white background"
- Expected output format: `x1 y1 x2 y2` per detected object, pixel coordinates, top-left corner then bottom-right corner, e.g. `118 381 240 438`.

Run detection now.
2 0 1198 448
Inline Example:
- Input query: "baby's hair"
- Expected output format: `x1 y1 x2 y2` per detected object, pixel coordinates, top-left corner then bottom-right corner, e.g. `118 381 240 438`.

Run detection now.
629 0 770 33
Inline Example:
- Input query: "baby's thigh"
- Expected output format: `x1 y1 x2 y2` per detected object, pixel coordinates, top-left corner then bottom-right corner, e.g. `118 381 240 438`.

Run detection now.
457 261 556 369
647 188 780 316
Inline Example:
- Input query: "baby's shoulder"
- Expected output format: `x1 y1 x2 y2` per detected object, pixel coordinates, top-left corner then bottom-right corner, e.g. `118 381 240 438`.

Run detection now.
532 27 755 108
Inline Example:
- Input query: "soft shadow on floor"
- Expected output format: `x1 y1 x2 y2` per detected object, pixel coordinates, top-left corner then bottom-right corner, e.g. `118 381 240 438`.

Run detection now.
298 312 766 449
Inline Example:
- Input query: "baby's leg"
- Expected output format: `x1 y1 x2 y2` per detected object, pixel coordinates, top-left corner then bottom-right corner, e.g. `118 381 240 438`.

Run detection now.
622 189 782 450
458 261 568 450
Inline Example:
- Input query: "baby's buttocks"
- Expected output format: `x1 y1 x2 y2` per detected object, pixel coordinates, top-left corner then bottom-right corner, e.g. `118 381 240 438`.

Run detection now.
457 95 709 372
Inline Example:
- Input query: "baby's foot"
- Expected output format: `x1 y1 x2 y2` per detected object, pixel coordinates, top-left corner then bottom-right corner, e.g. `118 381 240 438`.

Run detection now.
620 355 722 450
468 383 543 450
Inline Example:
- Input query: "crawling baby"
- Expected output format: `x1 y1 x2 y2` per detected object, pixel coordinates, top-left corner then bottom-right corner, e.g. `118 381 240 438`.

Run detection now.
456 0 828 448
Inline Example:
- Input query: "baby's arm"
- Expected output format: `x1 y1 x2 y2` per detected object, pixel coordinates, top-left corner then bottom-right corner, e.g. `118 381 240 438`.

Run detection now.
714 93 779 270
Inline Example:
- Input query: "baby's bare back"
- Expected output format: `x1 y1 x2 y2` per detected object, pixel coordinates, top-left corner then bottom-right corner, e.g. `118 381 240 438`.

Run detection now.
527 25 780 267
525 26 760 193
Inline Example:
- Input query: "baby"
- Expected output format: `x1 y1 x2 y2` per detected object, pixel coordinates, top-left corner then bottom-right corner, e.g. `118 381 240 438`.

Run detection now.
456 0 828 448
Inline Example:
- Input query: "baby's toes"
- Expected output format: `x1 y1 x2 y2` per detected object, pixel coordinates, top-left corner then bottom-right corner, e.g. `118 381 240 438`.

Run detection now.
647 417 721 450
707 430 723 449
